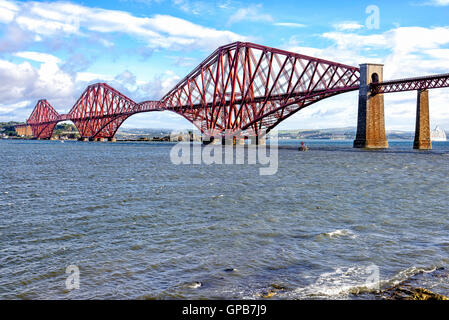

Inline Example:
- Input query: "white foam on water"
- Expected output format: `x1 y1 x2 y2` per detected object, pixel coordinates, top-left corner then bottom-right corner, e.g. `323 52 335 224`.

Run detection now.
380 266 439 288
273 265 441 300
286 265 379 299
186 281 202 289
322 229 357 239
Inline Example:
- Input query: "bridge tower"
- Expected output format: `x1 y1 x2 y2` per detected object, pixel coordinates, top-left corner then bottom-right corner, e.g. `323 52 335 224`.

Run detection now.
413 89 432 150
353 64 388 149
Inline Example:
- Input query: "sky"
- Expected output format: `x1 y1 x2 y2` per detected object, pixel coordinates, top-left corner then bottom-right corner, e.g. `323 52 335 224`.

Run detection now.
1 0 449 131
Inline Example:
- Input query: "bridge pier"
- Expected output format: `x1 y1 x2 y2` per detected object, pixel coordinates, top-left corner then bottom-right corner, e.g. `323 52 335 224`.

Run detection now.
221 136 246 145
203 135 253 145
354 64 388 149
235 137 245 145
249 136 266 145
413 89 432 150
202 136 219 145
221 136 230 145
108 137 117 142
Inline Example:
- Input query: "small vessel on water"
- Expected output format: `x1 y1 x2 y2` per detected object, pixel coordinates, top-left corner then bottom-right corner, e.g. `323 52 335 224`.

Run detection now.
299 141 309 151
430 126 447 141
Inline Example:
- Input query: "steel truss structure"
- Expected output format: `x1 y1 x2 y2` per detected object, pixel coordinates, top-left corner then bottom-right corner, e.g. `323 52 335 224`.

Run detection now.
27 100 60 139
24 42 449 140
27 84 162 139
161 42 360 136
372 73 449 94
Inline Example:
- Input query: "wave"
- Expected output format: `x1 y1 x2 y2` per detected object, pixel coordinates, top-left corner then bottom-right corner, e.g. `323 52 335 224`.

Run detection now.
266 265 443 299
320 229 357 239
290 265 380 299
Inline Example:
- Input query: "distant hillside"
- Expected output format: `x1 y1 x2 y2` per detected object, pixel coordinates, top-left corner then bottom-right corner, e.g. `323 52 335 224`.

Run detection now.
0 121 25 136
277 127 356 140
2 122 448 140
276 127 421 140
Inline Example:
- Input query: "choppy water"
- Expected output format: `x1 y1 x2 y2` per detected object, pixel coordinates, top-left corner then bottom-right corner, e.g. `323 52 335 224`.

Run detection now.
1 139 449 299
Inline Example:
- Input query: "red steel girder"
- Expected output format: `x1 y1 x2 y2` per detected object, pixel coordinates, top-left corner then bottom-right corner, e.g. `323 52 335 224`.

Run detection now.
161 41 361 136
26 42 449 140
67 83 139 138
372 73 449 94
27 100 60 139
26 83 162 139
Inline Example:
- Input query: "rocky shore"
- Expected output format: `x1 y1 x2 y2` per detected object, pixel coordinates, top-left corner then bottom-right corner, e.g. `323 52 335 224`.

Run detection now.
379 268 449 300
380 286 448 300
257 267 449 300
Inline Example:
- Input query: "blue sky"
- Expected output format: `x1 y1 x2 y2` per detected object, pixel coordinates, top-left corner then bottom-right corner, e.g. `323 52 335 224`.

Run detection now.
1 0 449 130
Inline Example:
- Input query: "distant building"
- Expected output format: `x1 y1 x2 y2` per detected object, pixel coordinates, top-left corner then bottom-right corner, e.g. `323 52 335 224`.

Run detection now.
15 124 33 137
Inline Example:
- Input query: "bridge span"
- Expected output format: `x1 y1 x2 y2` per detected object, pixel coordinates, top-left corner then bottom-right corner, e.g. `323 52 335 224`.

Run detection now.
17 42 449 149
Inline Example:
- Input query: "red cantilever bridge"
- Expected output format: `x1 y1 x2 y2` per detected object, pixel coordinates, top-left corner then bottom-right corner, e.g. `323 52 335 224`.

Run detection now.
22 42 449 148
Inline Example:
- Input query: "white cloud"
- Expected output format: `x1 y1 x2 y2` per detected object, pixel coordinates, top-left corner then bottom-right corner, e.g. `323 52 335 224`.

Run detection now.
217 0 232 9
314 27 449 77
273 22 306 28
423 0 449 6
0 57 72 109
16 15 80 36
322 32 388 50
227 4 273 25
135 70 181 100
171 0 211 15
332 21 364 31
0 48 75 117
74 69 180 102
3 1 245 51
11 52 73 104
99 39 114 48
0 1 248 123
75 72 114 83
283 26 449 130
0 99 29 113
14 51 62 64
0 60 37 104
2 2 449 131
0 0 19 24
0 60 183 126
287 43 380 68
168 55 198 68
146 15 244 49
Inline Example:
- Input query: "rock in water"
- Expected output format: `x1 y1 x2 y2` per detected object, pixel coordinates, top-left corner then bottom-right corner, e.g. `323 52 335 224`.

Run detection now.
187 282 202 289
411 288 449 300
261 291 276 299
379 267 449 300
259 283 288 299
381 285 449 300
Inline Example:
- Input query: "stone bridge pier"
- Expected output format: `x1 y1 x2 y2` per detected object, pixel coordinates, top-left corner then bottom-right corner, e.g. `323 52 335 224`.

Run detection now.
354 64 435 150
353 63 388 149
413 89 432 150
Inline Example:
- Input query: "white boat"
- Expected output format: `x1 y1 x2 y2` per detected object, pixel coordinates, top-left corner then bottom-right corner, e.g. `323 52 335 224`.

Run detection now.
430 125 447 141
